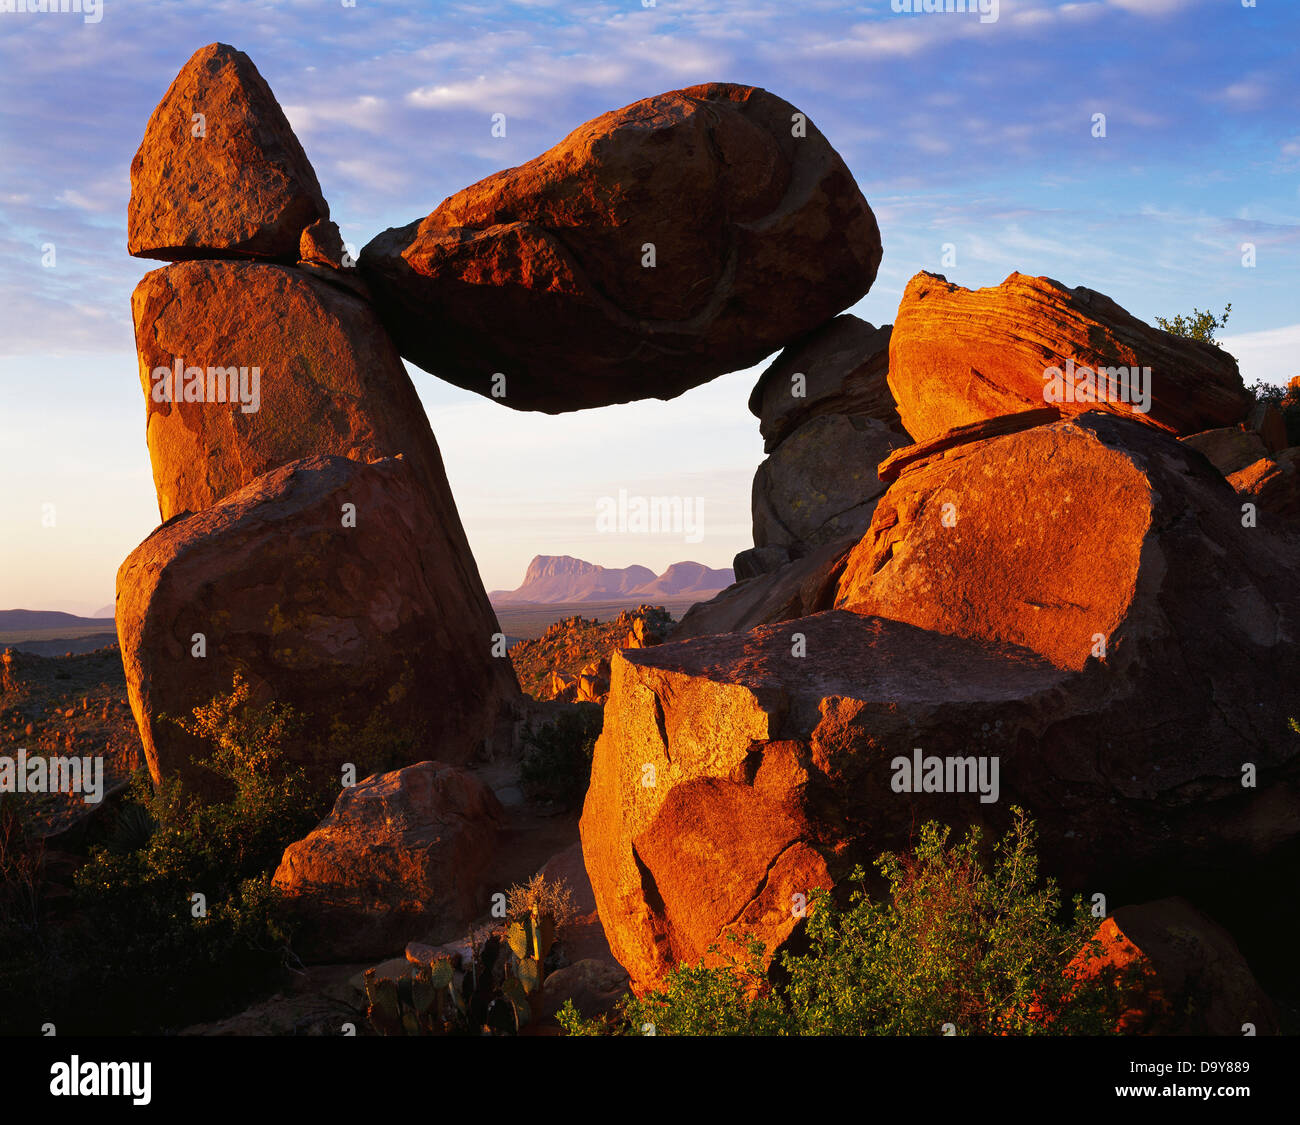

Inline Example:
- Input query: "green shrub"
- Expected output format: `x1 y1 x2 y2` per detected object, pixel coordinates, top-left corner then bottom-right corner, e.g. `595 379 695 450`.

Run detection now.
0 675 333 1034
519 705 603 807
1154 303 1231 346
563 809 1139 1036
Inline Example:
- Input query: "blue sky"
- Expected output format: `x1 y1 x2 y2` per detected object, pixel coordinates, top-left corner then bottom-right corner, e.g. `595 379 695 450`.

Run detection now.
1 0 1297 613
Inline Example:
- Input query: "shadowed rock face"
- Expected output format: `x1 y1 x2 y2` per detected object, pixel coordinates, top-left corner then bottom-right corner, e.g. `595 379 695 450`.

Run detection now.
272 761 503 962
128 43 328 262
748 316 897 454
670 537 855 642
360 83 882 412
888 272 1249 443
1067 898 1278 1035
583 415 1300 992
116 456 521 796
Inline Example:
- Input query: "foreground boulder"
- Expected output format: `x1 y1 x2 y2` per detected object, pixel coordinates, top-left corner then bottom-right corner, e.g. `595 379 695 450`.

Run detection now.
360 84 881 412
117 455 520 795
584 415 1300 992
888 272 1249 443
273 761 502 962
1067 898 1278 1035
128 43 328 262
132 260 470 531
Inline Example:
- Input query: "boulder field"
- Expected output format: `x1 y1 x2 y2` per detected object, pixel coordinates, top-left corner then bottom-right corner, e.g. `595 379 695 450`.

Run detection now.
118 42 1296 1029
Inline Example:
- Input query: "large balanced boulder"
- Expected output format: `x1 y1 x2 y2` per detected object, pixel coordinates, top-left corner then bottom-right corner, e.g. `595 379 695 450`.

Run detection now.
272 761 503 962
360 84 881 412
128 43 328 262
888 272 1249 443
116 455 520 796
130 260 466 532
584 415 1300 992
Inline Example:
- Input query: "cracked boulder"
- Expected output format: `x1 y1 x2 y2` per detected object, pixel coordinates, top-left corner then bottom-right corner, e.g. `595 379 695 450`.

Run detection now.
131 260 469 538
888 272 1249 443
116 455 520 797
359 84 881 412
582 414 1300 992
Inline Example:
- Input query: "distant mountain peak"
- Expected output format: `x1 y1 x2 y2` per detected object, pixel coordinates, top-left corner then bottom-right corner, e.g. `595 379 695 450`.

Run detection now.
491 556 733 605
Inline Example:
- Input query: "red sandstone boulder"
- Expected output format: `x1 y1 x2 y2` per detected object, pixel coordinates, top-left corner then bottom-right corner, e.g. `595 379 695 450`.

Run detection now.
272 761 503 962
116 455 520 796
584 416 1300 991
128 43 328 262
1066 898 1278 1035
1229 451 1300 527
888 272 1249 443
131 261 467 536
837 412 1294 672
360 84 881 412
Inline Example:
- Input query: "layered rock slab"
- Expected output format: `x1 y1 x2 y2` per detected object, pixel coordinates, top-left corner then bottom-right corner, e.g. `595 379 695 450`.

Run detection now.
888 272 1249 443
272 761 503 962
128 43 328 262
116 455 520 796
360 83 881 412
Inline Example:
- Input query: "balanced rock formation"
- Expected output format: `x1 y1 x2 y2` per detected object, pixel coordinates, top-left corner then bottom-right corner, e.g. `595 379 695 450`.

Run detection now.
1067 898 1278 1035
272 761 503 962
130 260 471 539
360 83 881 412
117 455 520 795
889 272 1250 443
587 414 1300 991
128 43 328 262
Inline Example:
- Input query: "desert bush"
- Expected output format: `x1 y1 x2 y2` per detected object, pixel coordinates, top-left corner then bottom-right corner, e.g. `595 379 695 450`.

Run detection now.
0 675 332 1034
560 809 1138 1036
519 705 603 807
1249 381 1300 447
1154 303 1231 346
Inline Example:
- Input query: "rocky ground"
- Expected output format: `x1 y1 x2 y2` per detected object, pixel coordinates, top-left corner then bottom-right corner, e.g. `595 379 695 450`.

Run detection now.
0 645 141 842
